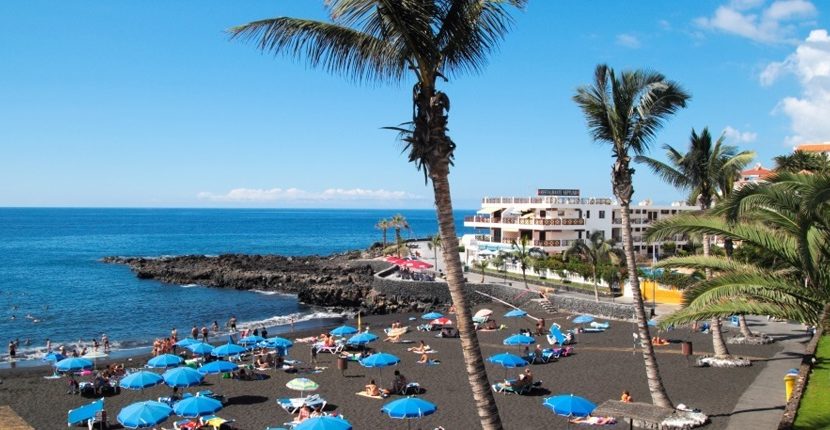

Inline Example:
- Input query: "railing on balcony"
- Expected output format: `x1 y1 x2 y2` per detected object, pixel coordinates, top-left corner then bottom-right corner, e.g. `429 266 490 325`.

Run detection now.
481 196 614 205
612 218 653 225
465 216 585 226
533 239 562 247
464 216 492 223
474 234 491 241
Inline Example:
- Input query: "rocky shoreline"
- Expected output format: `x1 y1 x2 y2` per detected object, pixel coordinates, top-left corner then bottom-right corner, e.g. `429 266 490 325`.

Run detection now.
103 252 383 311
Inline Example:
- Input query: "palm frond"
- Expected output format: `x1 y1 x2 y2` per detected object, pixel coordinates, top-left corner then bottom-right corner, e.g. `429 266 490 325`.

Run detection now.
634 153 691 190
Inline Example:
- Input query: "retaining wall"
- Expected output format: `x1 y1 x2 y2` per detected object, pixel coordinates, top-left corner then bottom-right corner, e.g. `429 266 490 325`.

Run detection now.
547 295 638 321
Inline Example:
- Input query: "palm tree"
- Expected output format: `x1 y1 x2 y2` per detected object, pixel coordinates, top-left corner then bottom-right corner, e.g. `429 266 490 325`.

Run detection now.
474 259 489 283
427 234 442 269
511 236 532 289
646 172 830 328
774 150 830 173
565 231 622 302
491 254 507 284
389 214 410 258
635 127 754 357
229 2 526 427
375 218 390 252
573 64 689 409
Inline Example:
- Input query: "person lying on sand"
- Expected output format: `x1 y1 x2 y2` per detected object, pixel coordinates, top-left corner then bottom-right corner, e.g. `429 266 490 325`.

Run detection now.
651 336 669 346
365 379 388 397
408 340 431 354
569 416 616 425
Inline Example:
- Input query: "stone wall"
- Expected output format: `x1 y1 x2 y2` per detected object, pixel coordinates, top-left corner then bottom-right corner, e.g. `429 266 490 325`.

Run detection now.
547 295 638 321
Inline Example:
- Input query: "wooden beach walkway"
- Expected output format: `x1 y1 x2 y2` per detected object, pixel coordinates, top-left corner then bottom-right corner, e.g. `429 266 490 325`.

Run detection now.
0 405 35 430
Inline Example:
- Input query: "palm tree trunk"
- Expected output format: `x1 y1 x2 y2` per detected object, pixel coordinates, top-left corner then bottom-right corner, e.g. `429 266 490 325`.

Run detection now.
702 232 730 357
431 164 504 429
738 315 754 338
382 230 387 251
592 265 599 302
620 200 673 408
395 228 402 258
521 267 528 290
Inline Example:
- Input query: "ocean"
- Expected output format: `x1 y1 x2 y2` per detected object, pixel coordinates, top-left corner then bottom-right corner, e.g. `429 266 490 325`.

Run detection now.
0 208 471 365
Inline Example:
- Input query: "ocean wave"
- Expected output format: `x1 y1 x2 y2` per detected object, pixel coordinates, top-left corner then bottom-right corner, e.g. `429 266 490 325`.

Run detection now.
250 289 293 296
180 283 202 288
238 311 343 330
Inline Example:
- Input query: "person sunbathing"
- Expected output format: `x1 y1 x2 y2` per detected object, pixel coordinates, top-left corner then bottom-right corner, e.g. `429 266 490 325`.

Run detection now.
408 341 431 354
295 405 312 422
384 332 401 342
569 416 616 425
255 355 270 369
620 390 632 402
365 379 382 397
651 336 669 346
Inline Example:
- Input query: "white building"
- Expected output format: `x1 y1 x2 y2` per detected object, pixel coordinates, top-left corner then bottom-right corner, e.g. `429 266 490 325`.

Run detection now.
463 188 697 258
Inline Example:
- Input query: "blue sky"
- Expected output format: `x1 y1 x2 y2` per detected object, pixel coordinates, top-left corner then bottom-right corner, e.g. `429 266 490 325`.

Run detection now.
1 1 828 209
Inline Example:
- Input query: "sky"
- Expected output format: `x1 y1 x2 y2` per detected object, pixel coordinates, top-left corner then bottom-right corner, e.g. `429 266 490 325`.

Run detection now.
1 0 829 209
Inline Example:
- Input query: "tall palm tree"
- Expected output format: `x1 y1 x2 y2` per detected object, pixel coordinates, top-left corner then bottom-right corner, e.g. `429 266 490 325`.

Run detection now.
573 64 689 408
390 214 410 258
635 127 754 357
565 231 622 302
774 150 830 173
646 172 830 328
427 233 442 269
510 236 532 289
375 218 390 252
229 2 526 427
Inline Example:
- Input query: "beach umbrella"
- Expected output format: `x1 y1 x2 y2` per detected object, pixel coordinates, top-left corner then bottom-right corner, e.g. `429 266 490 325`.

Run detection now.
117 401 173 429
382 397 437 430
186 342 214 355
474 309 493 319
239 335 266 346
347 332 379 346
42 352 65 363
572 315 594 324
198 360 238 375
421 312 443 320
119 371 163 390
488 352 528 378
543 394 597 418
175 338 198 347
211 342 247 357
504 309 527 318
330 325 359 337
360 352 400 386
262 336 294 349
147 354 183 369
162 366 204 388
430 317 452 326
173 395 223 418
294 416 352 430
286 377 319 397
503 334 536 346
55 357 93 372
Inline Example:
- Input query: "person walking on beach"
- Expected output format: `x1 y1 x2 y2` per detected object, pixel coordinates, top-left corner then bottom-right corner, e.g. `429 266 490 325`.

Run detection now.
228 316 237 332
7 340 15 361
212 321 219 333
191 325 198 339
201 326 209 342
102 333 110 353
45 338 51 353
170 328 178 342
261 326 268 339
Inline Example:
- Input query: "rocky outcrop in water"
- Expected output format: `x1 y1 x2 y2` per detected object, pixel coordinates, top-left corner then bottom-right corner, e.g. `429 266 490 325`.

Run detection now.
103 253 378 311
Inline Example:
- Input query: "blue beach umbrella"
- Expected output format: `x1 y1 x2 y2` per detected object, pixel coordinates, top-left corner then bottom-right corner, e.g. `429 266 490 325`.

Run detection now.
211 343 247 357
488 352 529 379
239 335 266 346
42 352 65 363
55 357 93 372
262 337 293 349
294 416 352 430
543 394 597 418
382 397 437 430
173 395 223 418
360 352 400 386
504 309 527 318
572 315 594 324
162 366 204 388
421 312 443 320
147 354 183 369
330 325 358 337
186 342 214 355
119 371 164 390
503 334 536 346
198 360 238 375
348 332 379 346
117 401 173 429
175 338 198 347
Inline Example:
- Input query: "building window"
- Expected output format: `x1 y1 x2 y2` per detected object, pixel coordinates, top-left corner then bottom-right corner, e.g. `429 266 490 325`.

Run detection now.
661 209 669 214
599 210 605 219
586 210 590 219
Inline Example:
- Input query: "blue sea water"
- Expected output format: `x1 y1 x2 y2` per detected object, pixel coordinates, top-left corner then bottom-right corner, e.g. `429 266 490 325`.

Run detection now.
0 208 471 362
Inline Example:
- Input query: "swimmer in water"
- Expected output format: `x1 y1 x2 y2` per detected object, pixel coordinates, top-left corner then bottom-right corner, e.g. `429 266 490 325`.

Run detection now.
10 315 15 320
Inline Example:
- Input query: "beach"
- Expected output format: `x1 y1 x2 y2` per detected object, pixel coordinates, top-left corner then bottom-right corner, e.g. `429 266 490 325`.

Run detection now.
0 303 794 430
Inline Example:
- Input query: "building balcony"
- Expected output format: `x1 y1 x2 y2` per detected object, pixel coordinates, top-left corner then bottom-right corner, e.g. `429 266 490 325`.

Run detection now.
464 216 585 227
482 197 614 205
612 218 653 225
474 234 491 242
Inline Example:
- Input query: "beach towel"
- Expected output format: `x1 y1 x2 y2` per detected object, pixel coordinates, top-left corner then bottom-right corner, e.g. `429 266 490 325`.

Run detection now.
569 416 617 426
355 392 386 399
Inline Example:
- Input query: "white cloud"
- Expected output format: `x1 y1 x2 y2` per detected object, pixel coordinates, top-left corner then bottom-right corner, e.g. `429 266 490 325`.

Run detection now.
695 0 817 43
723 126 758 143
615 33 641 49
761 29 830 144
197 187 419 202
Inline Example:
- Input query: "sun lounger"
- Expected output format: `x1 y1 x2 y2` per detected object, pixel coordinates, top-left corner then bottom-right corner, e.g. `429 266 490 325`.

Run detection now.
356 391 387 399
590 321 610 330
173 419 203 430
200 415 235 430
314 343 343 354
582 327 606 333
67 398 105 427
277 394 327 414
492 381 532 395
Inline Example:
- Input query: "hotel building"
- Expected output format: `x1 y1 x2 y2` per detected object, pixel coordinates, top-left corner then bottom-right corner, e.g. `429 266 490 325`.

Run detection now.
463 188 698 258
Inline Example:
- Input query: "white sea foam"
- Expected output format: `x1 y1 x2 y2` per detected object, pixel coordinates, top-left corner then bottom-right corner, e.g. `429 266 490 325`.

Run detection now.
180 284 201 288
250 289 293 296
239 311 343 329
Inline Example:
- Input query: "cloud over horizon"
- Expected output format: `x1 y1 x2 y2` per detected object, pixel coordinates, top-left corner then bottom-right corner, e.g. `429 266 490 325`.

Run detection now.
761 29 830 145
197 187 421 203
695 0 817 43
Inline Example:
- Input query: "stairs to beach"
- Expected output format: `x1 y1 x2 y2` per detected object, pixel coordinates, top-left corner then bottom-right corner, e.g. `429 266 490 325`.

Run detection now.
533 298 558 314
